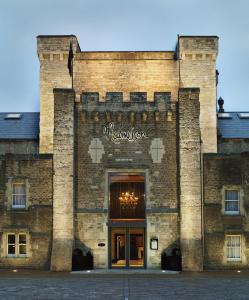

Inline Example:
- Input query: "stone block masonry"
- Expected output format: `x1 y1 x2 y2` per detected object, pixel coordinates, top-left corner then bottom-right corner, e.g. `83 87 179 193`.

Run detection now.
0 155 53 269
179 36 219 153
37 35 219 155
51 89 75 271
203 153 249 269
37 35 79 154
179 88 203 271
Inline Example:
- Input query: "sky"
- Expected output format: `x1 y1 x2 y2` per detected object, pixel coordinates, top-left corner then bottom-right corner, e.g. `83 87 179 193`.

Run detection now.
0 0 248 112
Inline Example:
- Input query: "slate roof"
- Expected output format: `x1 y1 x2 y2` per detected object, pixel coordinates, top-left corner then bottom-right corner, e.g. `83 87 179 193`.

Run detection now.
0 113 39 140
218 112 249 139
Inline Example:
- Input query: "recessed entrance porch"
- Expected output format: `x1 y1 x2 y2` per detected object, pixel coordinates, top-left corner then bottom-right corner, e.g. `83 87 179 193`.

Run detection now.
110 228 145 268
108 172 146 269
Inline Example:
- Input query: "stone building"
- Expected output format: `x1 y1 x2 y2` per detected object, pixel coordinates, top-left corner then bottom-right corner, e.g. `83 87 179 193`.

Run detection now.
0 35 249 271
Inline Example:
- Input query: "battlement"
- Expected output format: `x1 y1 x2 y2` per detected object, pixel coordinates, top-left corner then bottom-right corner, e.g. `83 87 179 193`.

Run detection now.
37 35 80 61
37 34 219 153
178 36 219 60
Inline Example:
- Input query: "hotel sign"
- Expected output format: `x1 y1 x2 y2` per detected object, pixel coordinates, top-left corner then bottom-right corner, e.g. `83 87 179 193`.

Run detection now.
103 123 148 144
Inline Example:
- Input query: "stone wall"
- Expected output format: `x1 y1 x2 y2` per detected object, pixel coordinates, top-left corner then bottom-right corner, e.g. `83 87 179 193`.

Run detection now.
0 141 38 155
203 153 249 269
74 92 179 268
37 35 219 155
0 154 53 269
179 36 218 153
37 35 79 153
218 139 249 154
73 51 179 103
179 88 203 271
51 89 75 271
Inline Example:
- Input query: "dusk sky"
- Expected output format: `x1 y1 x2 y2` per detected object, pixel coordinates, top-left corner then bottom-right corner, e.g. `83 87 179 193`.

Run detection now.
0 0 248 112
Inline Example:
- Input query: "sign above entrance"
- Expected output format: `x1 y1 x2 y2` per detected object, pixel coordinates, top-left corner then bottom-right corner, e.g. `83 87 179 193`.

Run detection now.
103 123 148 144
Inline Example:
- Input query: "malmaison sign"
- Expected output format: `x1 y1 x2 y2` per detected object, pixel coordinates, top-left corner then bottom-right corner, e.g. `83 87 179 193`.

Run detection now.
103 123 148 143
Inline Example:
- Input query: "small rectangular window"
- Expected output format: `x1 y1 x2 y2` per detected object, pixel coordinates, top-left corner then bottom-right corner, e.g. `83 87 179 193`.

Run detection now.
224 190 239 214
7 233 27 257
226 235 241 261
12 183 26 208
18 234 27 256
7 234 16 256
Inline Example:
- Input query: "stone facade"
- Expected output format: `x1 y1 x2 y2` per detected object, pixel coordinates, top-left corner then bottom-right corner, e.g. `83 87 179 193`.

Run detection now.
38 35 218 155
37 35 80 153
74 92 178 268
51 89 75 271
0 154 53 269
0 34 248 272
203 153 249 269
179 36 218 153
179 88 203 271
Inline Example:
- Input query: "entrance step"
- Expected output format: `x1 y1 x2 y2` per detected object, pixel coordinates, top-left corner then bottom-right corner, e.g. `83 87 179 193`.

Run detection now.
71 269 179 275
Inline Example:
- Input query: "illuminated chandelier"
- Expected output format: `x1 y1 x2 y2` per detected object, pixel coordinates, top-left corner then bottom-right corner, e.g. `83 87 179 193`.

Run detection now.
119 192 139 209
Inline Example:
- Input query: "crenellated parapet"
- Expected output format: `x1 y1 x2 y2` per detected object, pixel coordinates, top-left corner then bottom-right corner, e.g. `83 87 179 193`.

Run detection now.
79 92 174 123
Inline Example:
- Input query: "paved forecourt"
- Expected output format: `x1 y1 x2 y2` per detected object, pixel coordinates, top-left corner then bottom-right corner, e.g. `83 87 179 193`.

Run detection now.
0 270 249 299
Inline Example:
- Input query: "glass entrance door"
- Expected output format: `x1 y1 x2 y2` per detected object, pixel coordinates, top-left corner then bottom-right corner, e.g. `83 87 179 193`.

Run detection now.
111 228 145 268
129 229 144 267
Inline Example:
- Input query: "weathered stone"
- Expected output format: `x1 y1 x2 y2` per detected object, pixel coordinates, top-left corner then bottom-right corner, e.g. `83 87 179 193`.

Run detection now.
50 89 75 271
179 88 203 271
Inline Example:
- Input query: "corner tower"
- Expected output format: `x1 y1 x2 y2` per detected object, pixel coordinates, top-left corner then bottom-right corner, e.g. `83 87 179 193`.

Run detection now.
37 35 80 153
178 36 219 153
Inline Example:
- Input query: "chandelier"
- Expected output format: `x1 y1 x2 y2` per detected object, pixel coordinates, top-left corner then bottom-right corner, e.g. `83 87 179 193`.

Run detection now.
119 192 139 209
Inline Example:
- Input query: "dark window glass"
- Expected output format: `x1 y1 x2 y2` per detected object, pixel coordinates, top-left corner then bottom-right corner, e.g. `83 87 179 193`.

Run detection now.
8 234 15 244
109 174 145 220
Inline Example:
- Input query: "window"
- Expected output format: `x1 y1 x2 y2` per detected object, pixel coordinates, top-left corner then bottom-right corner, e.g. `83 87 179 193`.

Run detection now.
226 235 241 261
12 183 26 208
7 233 27 257
109 173 145 220
224 189 239 215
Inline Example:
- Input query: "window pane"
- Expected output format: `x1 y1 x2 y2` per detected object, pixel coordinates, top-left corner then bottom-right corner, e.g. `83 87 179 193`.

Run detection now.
227 236 241 259
19 245 26 255
13 195 26 206
13 183 25 194
8 245 15 255
8 234 15 244
225 201 239 212
19 234 26 244
225 190 238 200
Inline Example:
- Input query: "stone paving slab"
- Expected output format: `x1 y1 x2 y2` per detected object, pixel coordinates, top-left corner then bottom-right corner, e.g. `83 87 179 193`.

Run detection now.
0 270 249 299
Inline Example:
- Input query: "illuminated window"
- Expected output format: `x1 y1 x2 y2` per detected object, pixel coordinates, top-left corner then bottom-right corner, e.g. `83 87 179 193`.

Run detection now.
12 183 26 208
226 235 241 261
109 173 145 220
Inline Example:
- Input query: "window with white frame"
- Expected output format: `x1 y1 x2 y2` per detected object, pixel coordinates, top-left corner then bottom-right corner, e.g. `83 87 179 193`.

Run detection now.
7 233 27 257
226 235 241 261
12 183 26 208
224 189 240 214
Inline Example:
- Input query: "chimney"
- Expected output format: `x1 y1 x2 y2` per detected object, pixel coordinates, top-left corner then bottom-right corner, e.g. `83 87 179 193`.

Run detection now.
218 97 224 113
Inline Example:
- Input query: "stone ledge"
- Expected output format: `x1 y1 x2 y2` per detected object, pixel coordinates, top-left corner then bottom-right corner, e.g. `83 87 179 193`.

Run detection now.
53 88 75 94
